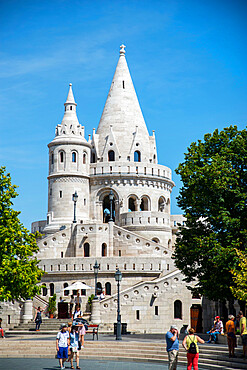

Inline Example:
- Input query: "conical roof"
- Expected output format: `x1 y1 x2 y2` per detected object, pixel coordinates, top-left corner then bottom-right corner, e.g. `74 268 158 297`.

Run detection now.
96 45 151 162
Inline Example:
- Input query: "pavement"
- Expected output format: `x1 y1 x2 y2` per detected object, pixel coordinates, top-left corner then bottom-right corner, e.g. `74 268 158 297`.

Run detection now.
0 358 187 370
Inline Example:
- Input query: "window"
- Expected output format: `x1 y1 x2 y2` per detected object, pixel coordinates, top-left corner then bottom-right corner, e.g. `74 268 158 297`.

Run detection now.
81 282 86 296
122 80 125 89
174 300 182 319
72 152 76 162
50 188 52 196
128 197 136 212
70 106 72 110
84 243 90 257
105 282 111 295
84 198 86 206
152 237 160 244
119 250 121 256
61 251 63 258
158 197 165 212
102 243 107 257
134 151 141 162
64 283 69 296
140 196 149 211
83 153 86 164
108 150 115 161
51 153 54 164
60 152 64 163
136 310 140 320
42 285 47 296
60 191 62 198
155 306 159 316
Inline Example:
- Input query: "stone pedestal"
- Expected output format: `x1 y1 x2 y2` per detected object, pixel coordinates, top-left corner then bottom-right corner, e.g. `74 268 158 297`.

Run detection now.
21 299 33 323
91 299 101 324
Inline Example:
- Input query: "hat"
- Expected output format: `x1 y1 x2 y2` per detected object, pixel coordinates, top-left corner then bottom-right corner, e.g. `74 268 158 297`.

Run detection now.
170 325 178 330
215 316 220 319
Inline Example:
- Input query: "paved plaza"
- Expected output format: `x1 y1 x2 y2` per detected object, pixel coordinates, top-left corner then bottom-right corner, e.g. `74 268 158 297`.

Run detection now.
0 358 187 370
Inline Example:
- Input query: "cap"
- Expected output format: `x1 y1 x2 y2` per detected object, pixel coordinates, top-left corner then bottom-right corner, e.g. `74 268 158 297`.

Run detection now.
170 325 178 330
215 316 220 319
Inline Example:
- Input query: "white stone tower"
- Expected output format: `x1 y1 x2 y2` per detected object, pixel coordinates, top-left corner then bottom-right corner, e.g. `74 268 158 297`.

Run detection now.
90 45 174 247
44 84 91 234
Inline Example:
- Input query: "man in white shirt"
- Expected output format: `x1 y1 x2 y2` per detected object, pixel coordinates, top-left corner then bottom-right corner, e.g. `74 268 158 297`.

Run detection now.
73 305 83 319
56 324 69 370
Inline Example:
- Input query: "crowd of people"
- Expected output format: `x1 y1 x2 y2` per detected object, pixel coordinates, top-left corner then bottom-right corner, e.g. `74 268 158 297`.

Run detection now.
166 310 247 370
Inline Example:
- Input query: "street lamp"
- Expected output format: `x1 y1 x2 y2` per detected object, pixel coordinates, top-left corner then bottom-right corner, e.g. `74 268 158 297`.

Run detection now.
109 190 114 222
93 260 99 299
72 191 78 223
114 268 122 340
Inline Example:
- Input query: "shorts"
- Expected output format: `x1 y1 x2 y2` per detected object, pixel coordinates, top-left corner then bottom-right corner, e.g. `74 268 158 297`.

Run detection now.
242 334 247 346
57 346 68 359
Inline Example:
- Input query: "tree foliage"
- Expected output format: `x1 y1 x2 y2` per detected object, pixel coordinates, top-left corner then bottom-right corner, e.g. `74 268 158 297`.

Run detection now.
0 167 44 301
230 249 247 301
173 126 247 301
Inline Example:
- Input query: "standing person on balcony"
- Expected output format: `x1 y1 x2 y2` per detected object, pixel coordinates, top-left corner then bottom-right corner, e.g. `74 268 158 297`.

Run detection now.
34 306 43 331
166 325 179 370
182 328 205 370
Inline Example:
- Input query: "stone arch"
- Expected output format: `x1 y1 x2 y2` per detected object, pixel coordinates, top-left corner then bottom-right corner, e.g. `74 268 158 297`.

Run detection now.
58 150 66 170
64 282 69 296
158 196 166 212
96 282 102 295
166 198 170 213
91 152 96 163
83 152 87 164
108 150 115 161
42 284 47 296
97 188 120 223
140 195 150 211
72 151 77 163
134 150 141 162
128 194 138 212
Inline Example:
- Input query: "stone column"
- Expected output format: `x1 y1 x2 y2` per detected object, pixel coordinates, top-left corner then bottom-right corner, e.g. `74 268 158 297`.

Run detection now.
108 221 114 257
91 299 101 324
21 299 33 323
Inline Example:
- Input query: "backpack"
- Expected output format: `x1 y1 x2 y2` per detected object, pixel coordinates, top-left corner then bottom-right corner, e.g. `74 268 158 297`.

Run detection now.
188 335 197 354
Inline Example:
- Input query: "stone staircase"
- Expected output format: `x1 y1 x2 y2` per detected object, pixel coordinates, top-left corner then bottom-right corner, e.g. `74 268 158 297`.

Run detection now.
0 337 246 369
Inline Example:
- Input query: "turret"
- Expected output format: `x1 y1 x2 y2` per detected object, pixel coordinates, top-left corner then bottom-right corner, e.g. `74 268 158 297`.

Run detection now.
44 84 91 234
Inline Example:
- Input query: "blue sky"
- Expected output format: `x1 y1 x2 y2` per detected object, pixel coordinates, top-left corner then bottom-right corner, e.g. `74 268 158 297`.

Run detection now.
1 0 246 229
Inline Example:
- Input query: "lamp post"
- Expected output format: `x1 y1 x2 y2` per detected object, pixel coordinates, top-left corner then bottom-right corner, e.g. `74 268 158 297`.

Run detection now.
72 191 78 223
93 260 99 299
114 268 122 340
109 190 114 222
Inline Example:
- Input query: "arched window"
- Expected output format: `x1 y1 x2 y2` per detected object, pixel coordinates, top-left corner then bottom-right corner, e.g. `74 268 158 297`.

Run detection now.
103 194 115 223
134 151 141 162
105 282 111 295
81 282 86 296
91 153 96 163
153 154 156 163
102 243 107 257
51 153 54 165
128 197 136 212
83 153 87 164
72 152 76 163
64 283 69 296
70 106 72 111
96 282 102 296
158 197 165 212
60 152 64 163
108 150 115 161
42 284 47 296
174 300 182 319
140 196 149 211
50 283 54 296
84 243 90 257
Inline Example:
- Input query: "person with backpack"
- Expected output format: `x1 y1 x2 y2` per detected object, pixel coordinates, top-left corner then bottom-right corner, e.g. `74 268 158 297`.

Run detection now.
182 328 205 370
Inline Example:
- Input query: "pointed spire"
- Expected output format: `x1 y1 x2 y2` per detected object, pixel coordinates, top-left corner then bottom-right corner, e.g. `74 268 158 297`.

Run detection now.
65 83 77 106
96 45 151 162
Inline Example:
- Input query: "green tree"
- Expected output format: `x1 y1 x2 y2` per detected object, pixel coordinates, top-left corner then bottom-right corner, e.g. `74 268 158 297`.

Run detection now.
231 249 247 301
173 126 247 301
0 167 44 301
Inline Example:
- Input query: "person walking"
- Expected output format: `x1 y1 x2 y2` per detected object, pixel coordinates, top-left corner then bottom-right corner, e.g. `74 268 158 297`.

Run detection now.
69 325 81 369
56 324 69 370
182 328 204 370
226 315 236 358
239 311 247 358
34 306 43 331
166 325 179 370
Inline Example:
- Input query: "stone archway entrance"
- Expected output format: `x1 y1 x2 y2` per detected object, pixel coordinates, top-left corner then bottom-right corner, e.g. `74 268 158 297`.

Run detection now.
103 194 115 223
